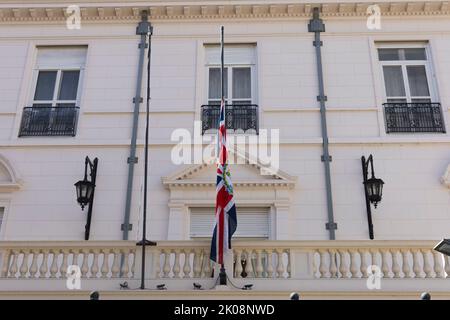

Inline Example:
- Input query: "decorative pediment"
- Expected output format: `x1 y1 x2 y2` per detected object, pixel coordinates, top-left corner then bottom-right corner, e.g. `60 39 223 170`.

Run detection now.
0 155 21 193
442 164 450 188
162 151 296 189
0 2 449 23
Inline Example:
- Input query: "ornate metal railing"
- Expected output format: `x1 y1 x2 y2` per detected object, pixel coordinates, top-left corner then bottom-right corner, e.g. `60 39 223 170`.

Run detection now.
383 103 445 133
19 106 80 137
201 104 258 134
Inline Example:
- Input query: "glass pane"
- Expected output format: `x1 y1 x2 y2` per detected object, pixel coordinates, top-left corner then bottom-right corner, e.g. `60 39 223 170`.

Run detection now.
232 68 251 99
411 98 431 103
378 49 400 61
208 68 228 100
232 100 252 105
58 71 80 100
32 103 52 108
404 48 426 60
387 98 407 103
383 66 406 97
56 103 76 108
407 66 430 97
34 71 57 100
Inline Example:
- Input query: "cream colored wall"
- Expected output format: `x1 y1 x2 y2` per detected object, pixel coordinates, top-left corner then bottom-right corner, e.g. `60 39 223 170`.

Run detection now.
0 14 449 241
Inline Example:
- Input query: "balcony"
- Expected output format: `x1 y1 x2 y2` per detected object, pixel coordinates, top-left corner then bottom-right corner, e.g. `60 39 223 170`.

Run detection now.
18 106 80 137
0 240 449 299
383 102 446 133
201 104 258 134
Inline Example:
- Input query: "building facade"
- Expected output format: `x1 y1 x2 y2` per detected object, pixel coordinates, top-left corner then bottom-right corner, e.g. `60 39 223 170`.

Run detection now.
0 0 449 299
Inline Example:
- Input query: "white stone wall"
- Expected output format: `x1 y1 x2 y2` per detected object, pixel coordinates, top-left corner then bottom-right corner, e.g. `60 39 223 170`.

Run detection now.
0 12 449 241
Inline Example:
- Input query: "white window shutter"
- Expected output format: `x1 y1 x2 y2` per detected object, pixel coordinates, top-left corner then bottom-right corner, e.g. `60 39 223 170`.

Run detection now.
36 46 87 69
205 45 256 65
190 207 269 238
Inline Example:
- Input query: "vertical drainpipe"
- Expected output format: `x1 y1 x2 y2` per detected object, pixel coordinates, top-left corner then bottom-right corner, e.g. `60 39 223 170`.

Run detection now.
122 12 151 240
308 7 337 240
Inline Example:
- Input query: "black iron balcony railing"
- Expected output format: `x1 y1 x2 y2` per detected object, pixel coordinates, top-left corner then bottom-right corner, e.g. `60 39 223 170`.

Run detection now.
383 102 446 133
201 104 259 134
19 106 80 137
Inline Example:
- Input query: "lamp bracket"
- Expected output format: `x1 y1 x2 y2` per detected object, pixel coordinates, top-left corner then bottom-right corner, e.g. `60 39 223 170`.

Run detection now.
325 222 338 230
127 157 138 164
121 223 133 231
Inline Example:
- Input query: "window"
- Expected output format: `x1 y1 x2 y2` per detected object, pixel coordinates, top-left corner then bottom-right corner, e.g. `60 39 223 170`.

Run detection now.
206 45 255 105
202 45 259 134
32 46 86 108
378 47 434 103
189 207 269 239
19 46 87 137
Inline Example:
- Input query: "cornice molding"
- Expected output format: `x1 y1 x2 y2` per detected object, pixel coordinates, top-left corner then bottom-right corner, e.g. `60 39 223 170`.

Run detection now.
0 2 449 23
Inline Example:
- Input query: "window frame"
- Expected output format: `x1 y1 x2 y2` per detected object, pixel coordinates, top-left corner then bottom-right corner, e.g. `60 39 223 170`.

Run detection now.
206 64 255 105
377 43 438 103
30 67 84 108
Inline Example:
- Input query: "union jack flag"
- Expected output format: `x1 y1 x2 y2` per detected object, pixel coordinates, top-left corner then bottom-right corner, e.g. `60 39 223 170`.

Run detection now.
210 98 237 264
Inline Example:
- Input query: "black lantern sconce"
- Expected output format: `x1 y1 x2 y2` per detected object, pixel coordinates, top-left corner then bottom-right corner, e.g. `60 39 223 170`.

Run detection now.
361 154 384 240
434 239 450 257
75 156 98 240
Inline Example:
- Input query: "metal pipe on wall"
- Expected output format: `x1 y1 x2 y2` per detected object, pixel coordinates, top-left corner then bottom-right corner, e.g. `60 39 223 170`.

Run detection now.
308 7 337 240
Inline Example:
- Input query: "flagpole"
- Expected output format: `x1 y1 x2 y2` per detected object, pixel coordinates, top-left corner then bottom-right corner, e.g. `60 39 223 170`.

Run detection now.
219 25 227 286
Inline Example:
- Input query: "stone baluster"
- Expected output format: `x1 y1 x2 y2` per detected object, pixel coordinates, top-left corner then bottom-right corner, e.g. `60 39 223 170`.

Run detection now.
276 249 284 279
285 249 291 278
172 250 181 278
445 255 450 278
244 250 254 278
412 249 424 278
329 249 338 278
90 249 99 278
422 249 434 278
111 250 121 278
60 249 69 278
130 249 136 277
19 250 29 278
266 249 275 278
39 250 49 278
183 250 191 278
80 250 89 278
203 250 211 277
432 251 444 278
312 250 318 278
381 249 391 278
120 250 129 278
49 250 59 278
401 249 412 278
319 250 330 278
162 250 171 278
349 250 360 278
9 250 18 278
339 250 350 278
193 249 202 278
29 250 39 278
370 249 378 268
234 249 243 278
391 249 401 278
255 250 263 278
1 249 11 277
101 249 110 278
359 249 368 278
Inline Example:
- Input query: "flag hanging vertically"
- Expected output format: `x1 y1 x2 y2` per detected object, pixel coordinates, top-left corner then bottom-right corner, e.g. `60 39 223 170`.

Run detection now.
210 27 237 265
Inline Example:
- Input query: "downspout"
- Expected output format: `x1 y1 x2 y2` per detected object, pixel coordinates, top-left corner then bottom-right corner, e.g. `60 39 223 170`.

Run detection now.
122 12 151 240
308 7 337 240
